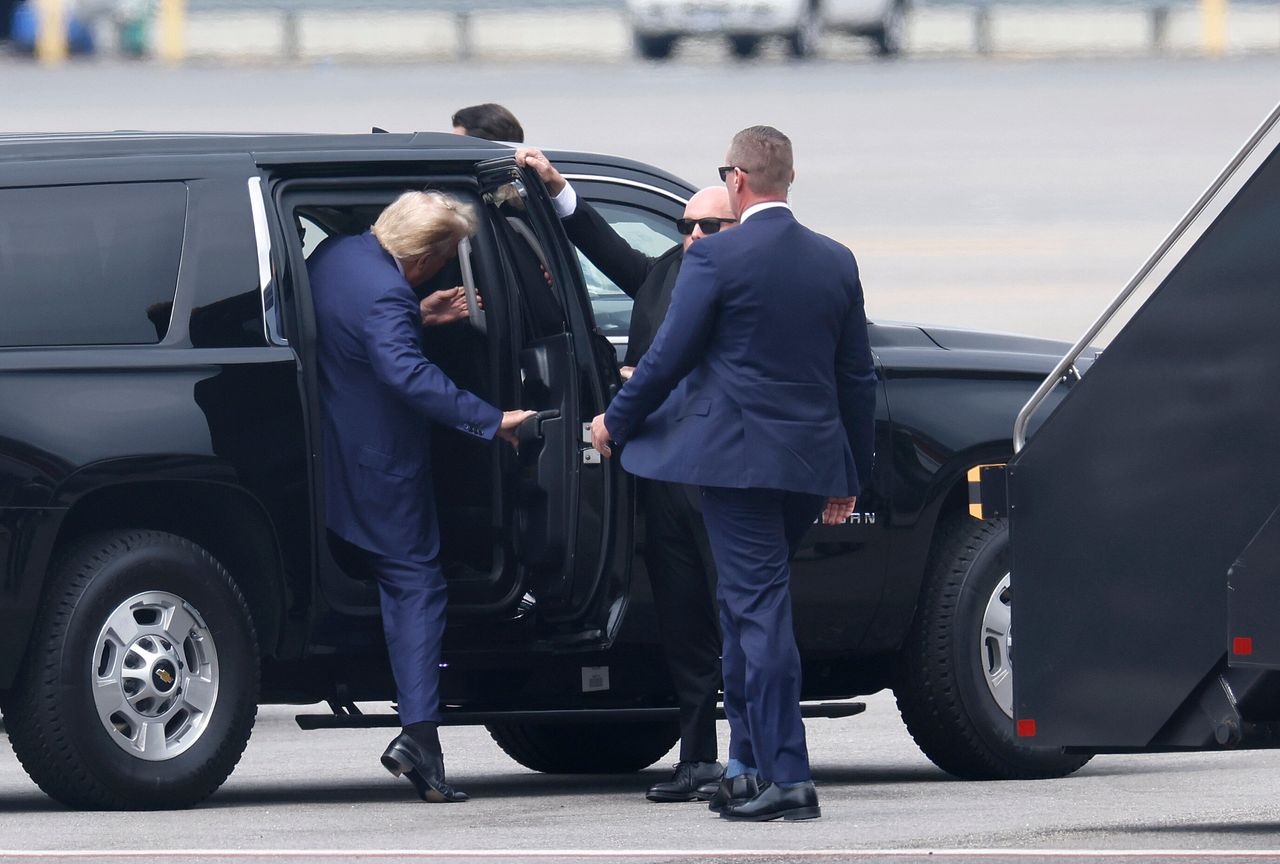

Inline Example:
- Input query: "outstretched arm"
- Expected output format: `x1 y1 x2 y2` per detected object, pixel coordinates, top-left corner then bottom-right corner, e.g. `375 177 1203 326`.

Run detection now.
518 147 655 297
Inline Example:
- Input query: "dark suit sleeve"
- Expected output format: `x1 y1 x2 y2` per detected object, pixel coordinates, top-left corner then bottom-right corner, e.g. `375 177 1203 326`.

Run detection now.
605 241 719 442
836 256 877 494
362 285 502 439
562 198 658 299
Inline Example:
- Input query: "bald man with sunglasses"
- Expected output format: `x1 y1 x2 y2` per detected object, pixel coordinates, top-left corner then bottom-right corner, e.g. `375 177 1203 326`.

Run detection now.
518 147 734 804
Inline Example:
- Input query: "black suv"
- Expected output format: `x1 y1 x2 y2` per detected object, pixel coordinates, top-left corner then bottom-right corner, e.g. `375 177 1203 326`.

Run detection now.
0 132 1087 810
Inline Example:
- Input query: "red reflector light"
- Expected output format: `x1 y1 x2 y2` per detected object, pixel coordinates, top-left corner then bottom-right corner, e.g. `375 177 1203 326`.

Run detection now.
1017 719 1036 737
1234 637 1254 656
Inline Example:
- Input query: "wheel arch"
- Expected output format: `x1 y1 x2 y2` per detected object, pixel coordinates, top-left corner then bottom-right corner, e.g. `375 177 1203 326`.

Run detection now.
863 440 1012 657
51 480 291 660
911 440 1014 594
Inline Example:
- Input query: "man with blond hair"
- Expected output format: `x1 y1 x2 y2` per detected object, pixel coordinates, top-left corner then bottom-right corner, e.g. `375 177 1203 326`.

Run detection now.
308 190 534 803
591 127 876 821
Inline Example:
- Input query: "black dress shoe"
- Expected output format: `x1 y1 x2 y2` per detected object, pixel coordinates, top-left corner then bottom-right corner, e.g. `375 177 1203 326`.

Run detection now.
706 773 761 813
720 780 820 822
381 733 469 803
646 761 724 802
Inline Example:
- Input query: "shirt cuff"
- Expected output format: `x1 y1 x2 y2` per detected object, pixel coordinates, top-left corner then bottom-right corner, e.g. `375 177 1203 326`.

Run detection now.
550 182 578 219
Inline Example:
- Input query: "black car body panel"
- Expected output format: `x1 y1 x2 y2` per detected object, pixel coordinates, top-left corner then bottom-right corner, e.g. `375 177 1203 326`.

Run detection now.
0 133 1073 751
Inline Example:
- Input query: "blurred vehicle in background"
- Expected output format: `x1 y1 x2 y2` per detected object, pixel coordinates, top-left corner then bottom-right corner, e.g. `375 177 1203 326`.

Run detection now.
626 0 909 59
7 0 149 57
8 1 96 54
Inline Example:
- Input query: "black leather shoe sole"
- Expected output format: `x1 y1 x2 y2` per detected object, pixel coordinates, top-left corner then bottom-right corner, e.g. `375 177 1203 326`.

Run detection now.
720 804 821 822
406 768 458 804
646 788 698 802
646 784 720 803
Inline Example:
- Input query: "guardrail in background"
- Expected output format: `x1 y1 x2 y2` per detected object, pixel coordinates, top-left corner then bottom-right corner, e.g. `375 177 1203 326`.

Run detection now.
185 0 618 61
26 0 618 62
25 0 1277 64
927 0 1241 55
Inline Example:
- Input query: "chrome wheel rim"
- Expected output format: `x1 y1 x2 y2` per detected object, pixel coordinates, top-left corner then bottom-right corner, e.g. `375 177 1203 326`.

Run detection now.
980 573 1013 718
91 591 220 761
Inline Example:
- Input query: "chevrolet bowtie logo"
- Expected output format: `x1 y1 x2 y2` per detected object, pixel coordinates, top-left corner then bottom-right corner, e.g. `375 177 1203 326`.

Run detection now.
156 668 174 685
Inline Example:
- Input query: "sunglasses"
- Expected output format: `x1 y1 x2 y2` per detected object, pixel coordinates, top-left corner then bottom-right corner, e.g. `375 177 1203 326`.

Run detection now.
676 217 737 236
718 165 750 181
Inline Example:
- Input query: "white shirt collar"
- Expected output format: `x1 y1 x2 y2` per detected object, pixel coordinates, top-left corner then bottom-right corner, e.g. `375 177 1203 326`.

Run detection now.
392 255 406 278
739 201 791 223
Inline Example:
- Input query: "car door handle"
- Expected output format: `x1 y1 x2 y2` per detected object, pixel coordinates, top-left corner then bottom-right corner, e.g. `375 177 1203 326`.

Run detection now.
518 409 562 447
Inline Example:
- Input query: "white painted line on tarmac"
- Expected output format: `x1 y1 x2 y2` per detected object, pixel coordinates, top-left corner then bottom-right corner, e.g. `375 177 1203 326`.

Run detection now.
2 852 1280 860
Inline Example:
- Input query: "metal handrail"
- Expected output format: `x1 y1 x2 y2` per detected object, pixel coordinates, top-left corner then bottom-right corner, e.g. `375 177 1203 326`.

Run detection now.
1012 100 1280 453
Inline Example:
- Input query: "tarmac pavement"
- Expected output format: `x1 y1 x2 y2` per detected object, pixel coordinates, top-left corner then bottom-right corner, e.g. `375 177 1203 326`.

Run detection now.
3 692 1280 860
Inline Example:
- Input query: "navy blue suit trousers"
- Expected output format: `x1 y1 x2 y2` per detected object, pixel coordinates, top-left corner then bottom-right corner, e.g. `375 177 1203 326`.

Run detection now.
332 533 448 726
700 486 824 785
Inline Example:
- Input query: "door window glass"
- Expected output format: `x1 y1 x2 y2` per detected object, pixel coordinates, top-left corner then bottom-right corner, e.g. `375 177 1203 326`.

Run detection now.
578 199 682 339
0 182 186 347
299 216 329 258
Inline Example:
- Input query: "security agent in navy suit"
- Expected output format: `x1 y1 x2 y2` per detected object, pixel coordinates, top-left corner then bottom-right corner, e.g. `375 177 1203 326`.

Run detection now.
590 126 876 822
308 190 535 803
518 146 738 803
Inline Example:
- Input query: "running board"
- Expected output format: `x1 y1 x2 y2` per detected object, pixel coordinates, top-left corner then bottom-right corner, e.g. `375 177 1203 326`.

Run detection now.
295 701 866 730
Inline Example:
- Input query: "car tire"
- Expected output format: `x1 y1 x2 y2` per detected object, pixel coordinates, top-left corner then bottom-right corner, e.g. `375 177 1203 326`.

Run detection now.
787 4 822 58
487 719 679 773
894 516 1092 780
873 1 907 57
3 530 259 809
635 33 676 60
728 34 761 58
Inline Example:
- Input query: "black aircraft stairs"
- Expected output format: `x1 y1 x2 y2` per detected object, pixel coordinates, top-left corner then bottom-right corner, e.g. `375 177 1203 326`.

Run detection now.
1004 101 1280 753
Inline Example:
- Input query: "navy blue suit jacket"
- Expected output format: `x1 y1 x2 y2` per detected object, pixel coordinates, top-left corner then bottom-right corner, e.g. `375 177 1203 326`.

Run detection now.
604 207 876 499
309 231 501 561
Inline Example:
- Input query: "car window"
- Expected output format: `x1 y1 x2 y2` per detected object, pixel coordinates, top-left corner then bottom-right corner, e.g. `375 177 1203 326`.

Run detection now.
299 216 328 258
0 182 186 347
579 199 682 340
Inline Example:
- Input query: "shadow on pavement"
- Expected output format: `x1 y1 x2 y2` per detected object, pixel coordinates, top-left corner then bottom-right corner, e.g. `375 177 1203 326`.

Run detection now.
0 756 1190 812
1072 820 1280 836
0 791 65 812
206 771 665 807
810 760 1180 785
812 763 952 785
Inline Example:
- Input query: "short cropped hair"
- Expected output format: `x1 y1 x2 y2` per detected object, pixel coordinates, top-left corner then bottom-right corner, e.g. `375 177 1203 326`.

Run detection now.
727 126 794 197
372 190 477 261
451 103 524 143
